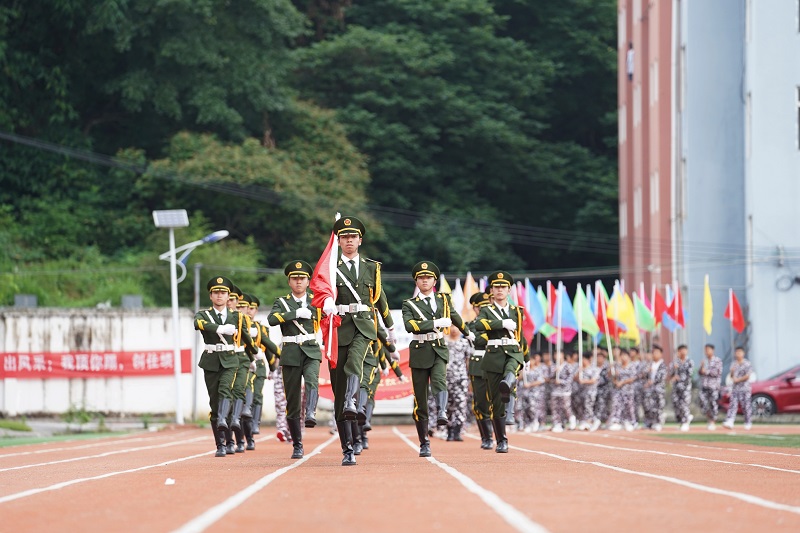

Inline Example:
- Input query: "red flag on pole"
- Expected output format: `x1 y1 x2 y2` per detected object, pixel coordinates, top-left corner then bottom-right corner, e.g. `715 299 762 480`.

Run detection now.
652 286 669 327
310 216 341 367
666 283 685 328
546 280 558 323
724 289 745 333
595 287 620 340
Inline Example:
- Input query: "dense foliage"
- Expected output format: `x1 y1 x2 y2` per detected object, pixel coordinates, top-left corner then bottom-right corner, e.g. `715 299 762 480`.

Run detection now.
0 0 617 307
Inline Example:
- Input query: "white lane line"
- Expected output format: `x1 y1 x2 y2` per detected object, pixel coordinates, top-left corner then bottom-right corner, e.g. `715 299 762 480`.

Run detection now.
0 436 207 472
595 432 800 458
0 431 197 459
393 427 549 533
524 433 800 475
0 450 211 505
171 435 338 533
465 435 800 516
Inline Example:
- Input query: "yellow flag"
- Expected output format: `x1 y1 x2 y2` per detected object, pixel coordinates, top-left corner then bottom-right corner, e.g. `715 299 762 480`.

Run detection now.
461 272 479 321
608 284 640 344
439 274 452 294
703 274 713 335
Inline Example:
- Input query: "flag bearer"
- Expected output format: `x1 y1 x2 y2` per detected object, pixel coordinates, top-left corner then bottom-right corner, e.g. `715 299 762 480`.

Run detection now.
643 345 667 431
575 355 600 430
268 260 322 459
593 350 612 429
403 260 473 457
722 347 753 430
549 351 575 433
609 349 637 431
474 271 529 453
670 345 694 431
698 343 723 430
445 324 471 441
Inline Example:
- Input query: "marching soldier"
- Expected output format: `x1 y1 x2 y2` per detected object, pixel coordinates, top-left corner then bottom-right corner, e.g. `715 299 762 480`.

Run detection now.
698 343 723 430
445 324 471 441
669 344 695 431
268 260 323 459
722 346 753 430
361 329 407 450
643 344 667 431
474 271 529 453
319 216 396 466
225 285 258 454
193 276 256 457
466 292 494 449
403 261 473 457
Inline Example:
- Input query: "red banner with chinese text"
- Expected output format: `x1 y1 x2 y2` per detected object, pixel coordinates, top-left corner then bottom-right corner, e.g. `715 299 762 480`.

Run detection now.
318 347 413 401
0 350 192 379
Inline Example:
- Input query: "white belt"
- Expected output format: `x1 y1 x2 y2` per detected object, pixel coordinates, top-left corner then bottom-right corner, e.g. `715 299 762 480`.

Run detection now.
412 332 444 342
473 350 486 357
282 333 317 344
204 344 233 353
235 346 245 353
487 338 519 347
337 303 370 314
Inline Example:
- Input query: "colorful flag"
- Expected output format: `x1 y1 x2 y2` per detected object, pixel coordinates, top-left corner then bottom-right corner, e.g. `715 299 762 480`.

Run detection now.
703 274 713 335
595 281 621 339
667 282 686 328
652 285 669 327
548 283 578 344
724 288 745 333
536 285 557 338
573 284 600 337
547 281 558 323
439 274 452 294
586 284 597 317
450 277 464 321
310 216 341 367
525 279 544 334
516 281 535 344
461 272 479 321
633 292 656 332
608 284 640 344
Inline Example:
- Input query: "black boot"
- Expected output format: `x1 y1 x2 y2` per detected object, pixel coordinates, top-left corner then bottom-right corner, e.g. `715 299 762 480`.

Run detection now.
446 426 454 441
480 419 495 450
217 398 232 445
364 400 375 432
231 399 245 452
343 375 359 420
493 417 508 453
356 388 369 425
288 418 304 459
351 420 363 455
499 372 515 403
435 390 449 426
244 417 255 451
304 388 319 428
453 423 463 442
337 420 357 466
361 425 369 450
476 417 487 447
242 388 254 420
251 404 262 435
415 420 431 457
225 428 236 455
212 421 226 457
506 396 516 426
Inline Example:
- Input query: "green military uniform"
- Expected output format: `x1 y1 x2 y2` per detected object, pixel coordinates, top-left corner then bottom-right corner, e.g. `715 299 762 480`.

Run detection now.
247 295 280 438
194 276 256 457
225 285 256 454
402 261 472 457
323 216 395 467
359 331 403 451
466 291 495 450
268 260 322 460
474 271 529 453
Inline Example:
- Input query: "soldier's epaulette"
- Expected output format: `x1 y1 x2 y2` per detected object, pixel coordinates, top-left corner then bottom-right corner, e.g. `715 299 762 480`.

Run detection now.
363 258 381 264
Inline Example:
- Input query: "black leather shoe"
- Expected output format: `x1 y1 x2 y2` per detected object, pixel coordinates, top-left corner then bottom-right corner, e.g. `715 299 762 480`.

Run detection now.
337 421 357 466
343 375 359 420
246 439 255 451
235 441 245 453
435 391 449 426
342 450 357 466
415 420 431 458
304 388 319 428
291 443 304 459
226 442 236 455
493 417 508 453
499 372 515 403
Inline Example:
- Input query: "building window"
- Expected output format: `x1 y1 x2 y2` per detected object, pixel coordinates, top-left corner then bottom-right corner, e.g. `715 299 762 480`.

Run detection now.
649 60 659 106
634 187 642 229
618 8 626 49
620 104 627 144
634 84 641 126
620 201 628 239
650 171 660 214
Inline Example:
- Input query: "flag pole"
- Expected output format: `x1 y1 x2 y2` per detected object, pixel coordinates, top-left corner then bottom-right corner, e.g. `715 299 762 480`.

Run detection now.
728 288 734 362
597 280 615 378
576 283 583 371
556 282 563 383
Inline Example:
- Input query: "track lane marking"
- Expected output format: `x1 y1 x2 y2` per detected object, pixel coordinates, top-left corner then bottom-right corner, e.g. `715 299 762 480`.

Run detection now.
393 427 549 533
171 435 337 533
594 432 800 458
463 434 800 516
0 431 197 460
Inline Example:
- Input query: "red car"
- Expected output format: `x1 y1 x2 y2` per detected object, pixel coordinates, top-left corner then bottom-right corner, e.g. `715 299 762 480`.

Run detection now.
719 363 800 418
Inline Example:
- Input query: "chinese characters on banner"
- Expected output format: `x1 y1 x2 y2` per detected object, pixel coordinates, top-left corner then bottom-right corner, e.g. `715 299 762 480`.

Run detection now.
0 350 192 379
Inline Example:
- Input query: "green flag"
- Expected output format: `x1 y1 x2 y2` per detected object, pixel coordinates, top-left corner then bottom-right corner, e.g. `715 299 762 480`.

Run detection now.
633 292 656 332
536 286 557 338
573 284 600 336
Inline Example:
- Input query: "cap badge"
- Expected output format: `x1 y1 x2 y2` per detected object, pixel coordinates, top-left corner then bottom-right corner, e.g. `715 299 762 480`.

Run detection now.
344 218 352 226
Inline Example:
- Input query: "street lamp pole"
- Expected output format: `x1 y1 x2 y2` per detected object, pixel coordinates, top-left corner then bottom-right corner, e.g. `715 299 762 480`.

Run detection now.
167 226 184 424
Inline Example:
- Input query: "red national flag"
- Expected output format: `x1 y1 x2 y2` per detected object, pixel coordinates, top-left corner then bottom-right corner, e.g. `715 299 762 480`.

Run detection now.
547 280 558 322
724 289 746 333
652 286 669 326
310 225 340 367
595 288 620 340
667 284 685 328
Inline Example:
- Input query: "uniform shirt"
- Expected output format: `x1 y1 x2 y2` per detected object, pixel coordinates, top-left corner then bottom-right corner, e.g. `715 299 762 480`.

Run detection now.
700 356 723 390
551 363 575 396
647 360 667 392
730 360 753 390
445 336 470 381
579 366 600 392
597 362 611 389
526 364 546 396
616 363 637 392
670 358 694 390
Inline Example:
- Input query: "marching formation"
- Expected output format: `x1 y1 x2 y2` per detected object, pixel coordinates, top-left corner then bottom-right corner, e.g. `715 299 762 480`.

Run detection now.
193 215 756 464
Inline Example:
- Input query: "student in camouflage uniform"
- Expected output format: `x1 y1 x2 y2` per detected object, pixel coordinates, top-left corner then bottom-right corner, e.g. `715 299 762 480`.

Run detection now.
466 292 494 449
723 346 753 430
576 355 600 431
519 352 546 432
643 344 667 431
594 350 612 428
698 343 723 430
542 350 553 425
670 344 695 431
609 349 637 431
567 351 579 430
549 351 575 433
403 261 472 457
630 347 646 427
243 295 280 441
268 260 323 459
445 325 471 441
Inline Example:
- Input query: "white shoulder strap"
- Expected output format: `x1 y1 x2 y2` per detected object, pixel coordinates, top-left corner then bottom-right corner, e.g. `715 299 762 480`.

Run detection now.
336 269 363 303
278 297 309 336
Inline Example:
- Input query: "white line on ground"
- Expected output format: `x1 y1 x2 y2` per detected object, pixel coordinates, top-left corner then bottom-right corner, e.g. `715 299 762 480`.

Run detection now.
475 435 800 516
525 433 800 475
393 427 550 533
0 436 208 472
0 431 197 460
171 435 338 533
595 431 800 458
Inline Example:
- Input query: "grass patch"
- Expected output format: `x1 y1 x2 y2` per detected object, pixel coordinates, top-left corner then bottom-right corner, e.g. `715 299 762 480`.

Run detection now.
0 419 33 432
655 432 800 448
0 432 123 448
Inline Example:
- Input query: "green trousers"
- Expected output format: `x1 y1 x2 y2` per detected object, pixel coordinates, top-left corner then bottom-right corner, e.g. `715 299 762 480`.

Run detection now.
486 357 521 420
281 357 321 419
230 353 250 400
411 359 447 422
333 331 372 421
204 366 236 424
253 360 267 406
470 375 491 421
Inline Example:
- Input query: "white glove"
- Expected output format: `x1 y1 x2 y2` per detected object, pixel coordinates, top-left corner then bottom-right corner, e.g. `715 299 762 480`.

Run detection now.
502 319 517 332
218 324 236 335
467 331 476 342
249 326 258 337
390 351 400 362
249 361 257 372
255 351 266 362
399 375 409 383
323 297 337 316
386 327 397 345
295 307 312 320
433 317 452 328
382 367 390 377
